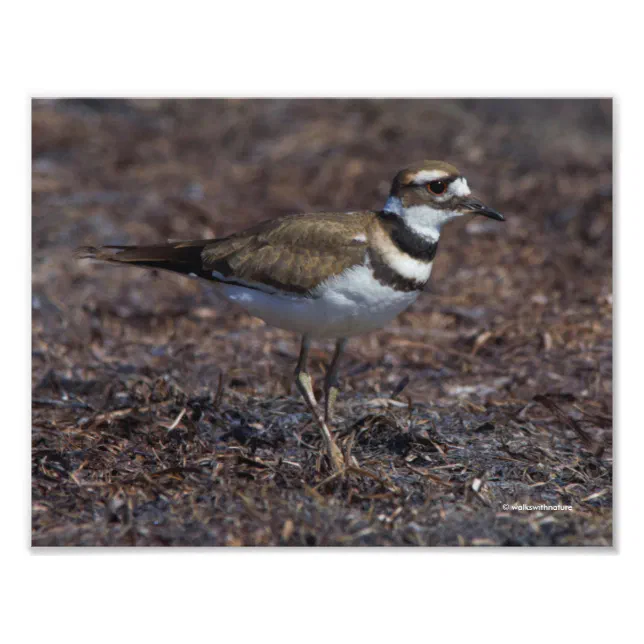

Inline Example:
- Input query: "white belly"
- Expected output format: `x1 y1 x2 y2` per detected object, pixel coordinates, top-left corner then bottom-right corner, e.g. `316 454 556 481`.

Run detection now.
217 264 428 338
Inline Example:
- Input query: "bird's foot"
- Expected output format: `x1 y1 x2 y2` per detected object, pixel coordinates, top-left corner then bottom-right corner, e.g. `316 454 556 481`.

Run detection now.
296 370 345 472
323 430 345 473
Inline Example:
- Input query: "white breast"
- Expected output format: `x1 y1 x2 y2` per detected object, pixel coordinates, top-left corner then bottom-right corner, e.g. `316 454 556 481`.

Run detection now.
217 263 428 338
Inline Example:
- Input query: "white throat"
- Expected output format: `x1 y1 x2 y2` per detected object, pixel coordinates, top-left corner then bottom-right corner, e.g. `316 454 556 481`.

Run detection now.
383 196 464 242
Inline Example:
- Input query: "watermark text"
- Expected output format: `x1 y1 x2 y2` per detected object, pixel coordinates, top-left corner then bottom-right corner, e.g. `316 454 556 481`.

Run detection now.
502 503 573 512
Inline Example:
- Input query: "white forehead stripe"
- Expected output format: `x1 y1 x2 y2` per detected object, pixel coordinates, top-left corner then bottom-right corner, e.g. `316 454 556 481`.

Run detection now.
449 177 471 197
412 170 449 183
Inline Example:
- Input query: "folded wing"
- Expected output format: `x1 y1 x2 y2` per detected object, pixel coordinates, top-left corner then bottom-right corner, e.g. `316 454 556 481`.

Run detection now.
77 211 374 297
202 212 373 295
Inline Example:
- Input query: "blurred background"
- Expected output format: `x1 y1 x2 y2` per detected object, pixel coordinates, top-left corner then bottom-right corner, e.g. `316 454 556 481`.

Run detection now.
32 98 612 402
32 99 612 545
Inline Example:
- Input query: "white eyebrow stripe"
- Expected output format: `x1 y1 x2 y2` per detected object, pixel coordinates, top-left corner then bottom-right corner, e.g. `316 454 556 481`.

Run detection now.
449 177 471 197
412 170 450 183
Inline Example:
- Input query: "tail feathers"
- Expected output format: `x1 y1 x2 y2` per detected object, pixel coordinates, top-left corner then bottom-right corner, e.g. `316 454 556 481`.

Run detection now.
75 240 214 279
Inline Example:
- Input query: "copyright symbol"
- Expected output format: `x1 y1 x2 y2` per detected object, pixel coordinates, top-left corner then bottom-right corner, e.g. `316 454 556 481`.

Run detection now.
502 504 509 511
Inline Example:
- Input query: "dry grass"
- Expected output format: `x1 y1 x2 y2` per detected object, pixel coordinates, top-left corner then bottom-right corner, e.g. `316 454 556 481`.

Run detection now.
32 98 612 546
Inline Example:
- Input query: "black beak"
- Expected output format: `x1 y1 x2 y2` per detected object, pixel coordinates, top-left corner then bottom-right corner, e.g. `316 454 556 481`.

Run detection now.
461 197 505 221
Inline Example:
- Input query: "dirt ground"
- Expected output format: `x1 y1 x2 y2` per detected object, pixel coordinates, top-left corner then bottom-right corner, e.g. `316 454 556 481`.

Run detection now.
31 98 612 546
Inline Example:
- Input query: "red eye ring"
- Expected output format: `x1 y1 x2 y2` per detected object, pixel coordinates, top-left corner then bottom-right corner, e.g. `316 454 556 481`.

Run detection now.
427 180 447 195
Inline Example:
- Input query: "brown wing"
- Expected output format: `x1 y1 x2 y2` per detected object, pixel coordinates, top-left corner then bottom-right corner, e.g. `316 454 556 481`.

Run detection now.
201 211 375 295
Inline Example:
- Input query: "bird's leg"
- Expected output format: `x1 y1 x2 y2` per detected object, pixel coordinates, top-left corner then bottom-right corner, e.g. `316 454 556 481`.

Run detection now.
294 335 317 407
294 335 344 472
324 338 347 424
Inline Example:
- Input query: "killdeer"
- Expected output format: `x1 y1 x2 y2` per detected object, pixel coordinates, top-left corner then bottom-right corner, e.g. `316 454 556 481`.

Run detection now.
77 160 504 471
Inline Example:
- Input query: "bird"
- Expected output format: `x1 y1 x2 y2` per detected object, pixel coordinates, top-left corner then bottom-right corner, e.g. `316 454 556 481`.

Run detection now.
77 160 504 471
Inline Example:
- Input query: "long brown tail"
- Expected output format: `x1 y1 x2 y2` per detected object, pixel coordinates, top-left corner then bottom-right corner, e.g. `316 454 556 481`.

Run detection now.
75 240 215 279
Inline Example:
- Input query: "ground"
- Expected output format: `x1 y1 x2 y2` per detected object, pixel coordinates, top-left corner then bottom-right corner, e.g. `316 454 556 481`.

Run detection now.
32 98 613 546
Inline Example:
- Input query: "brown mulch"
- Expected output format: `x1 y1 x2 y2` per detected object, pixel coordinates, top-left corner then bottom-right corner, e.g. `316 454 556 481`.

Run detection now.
32 98 612 546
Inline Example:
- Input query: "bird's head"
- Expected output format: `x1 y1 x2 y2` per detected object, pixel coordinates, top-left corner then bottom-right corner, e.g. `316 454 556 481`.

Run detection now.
384 160 504 240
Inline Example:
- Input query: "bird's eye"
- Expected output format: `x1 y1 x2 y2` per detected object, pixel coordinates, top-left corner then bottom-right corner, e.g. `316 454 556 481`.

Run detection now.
427 180 447 195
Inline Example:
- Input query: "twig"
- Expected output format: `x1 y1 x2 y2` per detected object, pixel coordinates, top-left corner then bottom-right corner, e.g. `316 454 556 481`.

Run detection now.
33 397 95 411
163 408 186 431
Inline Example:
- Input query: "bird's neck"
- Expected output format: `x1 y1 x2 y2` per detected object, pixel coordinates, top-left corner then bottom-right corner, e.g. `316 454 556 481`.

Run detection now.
382 195 451 243
378 202 440 262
